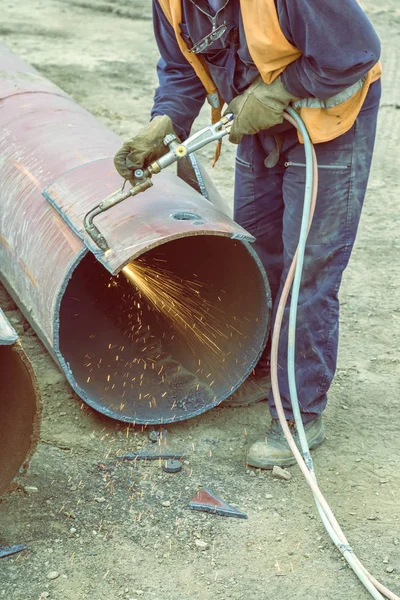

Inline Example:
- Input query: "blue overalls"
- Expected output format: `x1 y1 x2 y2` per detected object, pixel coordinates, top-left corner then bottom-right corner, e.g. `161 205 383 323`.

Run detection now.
152 0 381 422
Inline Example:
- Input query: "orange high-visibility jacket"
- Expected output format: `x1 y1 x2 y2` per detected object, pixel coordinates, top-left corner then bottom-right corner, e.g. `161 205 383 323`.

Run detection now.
157 0 381 144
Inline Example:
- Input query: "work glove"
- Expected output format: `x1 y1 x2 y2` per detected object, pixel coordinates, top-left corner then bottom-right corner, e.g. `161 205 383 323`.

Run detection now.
114 115 177 184
226 76 300 145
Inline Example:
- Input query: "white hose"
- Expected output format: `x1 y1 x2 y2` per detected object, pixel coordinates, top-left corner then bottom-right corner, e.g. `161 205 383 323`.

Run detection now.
268 109 399 600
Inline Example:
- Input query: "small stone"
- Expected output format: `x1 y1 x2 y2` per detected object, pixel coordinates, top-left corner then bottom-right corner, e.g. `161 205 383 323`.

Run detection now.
69 527 77 534
272 466 292 481
380 479 389 484
393 538 399 546
383 557 389 564
41 594 50 598
265 494 274 500
249 471 256 478
94 497 106 504
64 511 76 519
195 540 209 550
47 571 60 580
161 501 171 507
386 566 395 574
149 430 160 443
70 485 77 491
23 485 38 494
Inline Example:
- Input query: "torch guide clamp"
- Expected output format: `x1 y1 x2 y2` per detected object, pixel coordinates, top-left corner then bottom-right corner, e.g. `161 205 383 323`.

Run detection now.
83 114 234 252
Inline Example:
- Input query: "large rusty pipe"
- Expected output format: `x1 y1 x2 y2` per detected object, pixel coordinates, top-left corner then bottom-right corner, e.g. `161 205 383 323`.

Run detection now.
0 309 41 495
0 43 271 424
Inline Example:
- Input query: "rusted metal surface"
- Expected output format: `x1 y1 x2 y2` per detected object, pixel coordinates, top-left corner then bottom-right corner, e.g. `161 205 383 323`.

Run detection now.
0 42 271 424
43 165 251 274
0 309 41 495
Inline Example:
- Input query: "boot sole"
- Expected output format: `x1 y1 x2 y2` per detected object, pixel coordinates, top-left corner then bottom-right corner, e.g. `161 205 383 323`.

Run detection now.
246 431 326 470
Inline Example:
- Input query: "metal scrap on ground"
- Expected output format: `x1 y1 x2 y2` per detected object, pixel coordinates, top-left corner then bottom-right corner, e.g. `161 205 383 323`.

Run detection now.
188 486 247 519
162 459 183 473
0 545 28 559
119 430 185 461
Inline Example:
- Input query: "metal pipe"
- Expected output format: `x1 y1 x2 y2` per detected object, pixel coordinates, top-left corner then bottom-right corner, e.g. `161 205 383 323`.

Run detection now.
0 309 41 495
0 43 271 424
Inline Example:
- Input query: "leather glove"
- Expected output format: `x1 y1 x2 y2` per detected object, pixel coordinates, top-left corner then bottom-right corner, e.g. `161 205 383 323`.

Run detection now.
226 76 300 144
114 115 177 184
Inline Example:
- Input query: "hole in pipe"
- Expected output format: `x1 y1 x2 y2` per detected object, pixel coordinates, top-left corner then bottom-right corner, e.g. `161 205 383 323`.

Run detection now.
59 236 269 423
170 212 199 221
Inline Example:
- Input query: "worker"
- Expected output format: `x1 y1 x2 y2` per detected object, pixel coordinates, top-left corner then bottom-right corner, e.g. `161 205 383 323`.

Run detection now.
114 0 382 469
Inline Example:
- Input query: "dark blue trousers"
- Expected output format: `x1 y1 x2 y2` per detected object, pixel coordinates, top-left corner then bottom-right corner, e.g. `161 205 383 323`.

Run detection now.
234 81 381 423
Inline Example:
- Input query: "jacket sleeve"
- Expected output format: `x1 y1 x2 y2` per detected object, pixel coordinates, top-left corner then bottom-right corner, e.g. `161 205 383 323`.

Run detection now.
151 1 207 140
276 0 381 100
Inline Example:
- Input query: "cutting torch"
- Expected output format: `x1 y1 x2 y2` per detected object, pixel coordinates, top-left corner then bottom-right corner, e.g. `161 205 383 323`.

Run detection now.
83 113 234 252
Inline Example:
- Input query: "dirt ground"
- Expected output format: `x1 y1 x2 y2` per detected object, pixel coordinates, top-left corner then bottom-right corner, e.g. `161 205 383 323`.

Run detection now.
1 1 400 599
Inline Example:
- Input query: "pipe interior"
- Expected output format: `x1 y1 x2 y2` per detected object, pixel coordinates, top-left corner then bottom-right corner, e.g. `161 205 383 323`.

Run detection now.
59 236 269 423
0 345 38 494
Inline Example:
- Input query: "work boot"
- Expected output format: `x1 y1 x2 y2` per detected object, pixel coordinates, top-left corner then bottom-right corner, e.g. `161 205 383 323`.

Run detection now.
246 416 325 469
223 374 270 407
